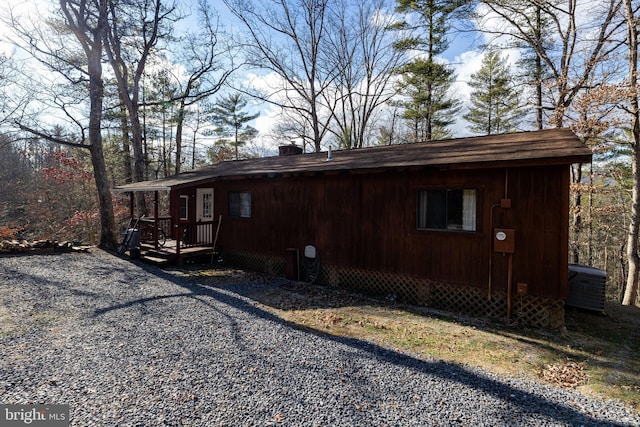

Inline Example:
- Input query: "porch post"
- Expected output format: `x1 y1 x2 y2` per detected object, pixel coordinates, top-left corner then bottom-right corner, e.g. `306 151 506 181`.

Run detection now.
176 224 181 260
153 190 159 249
129 192 134 218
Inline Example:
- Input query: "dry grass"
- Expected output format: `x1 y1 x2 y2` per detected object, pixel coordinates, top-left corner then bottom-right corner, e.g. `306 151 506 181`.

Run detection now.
186 268 640 413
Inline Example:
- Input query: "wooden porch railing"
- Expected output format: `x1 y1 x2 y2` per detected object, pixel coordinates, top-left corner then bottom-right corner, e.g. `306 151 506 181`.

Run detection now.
174 220 218 257
139 216 171 249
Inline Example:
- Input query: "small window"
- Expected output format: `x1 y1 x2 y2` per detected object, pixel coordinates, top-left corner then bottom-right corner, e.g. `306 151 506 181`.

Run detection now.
228 191 251 218
179 195 189 220
417 189 476 231
202 192 212 219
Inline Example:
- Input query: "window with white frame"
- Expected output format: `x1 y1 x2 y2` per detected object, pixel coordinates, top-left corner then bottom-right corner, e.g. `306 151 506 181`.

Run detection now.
417 189 477 231
228 191 251 218
202 192 212 218
179 195 189 220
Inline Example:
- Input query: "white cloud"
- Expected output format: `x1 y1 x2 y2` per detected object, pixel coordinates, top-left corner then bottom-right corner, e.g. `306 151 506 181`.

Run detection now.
242 71 288 147
447 50 483 137
452 50 484 97
253 104 281 138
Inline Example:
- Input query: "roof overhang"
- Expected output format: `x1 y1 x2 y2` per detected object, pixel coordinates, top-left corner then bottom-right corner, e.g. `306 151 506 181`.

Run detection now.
110 129 593 193
112 184 172 193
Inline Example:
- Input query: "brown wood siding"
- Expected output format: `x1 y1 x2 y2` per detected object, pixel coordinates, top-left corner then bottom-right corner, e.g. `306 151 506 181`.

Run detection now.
183 164 569 301
489 165 569 301
169 189 196 235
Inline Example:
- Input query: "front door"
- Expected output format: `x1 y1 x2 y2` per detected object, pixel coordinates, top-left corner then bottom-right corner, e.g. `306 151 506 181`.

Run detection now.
196 188 214 243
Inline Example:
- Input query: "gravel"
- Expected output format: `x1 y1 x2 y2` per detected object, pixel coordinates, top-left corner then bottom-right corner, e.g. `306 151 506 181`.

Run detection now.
0 250 638 426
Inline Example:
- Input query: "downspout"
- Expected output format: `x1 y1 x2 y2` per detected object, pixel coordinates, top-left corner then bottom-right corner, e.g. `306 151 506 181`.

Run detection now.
504 169 509 202
488 203 500 301
503 170 513 322
507 251 514 322
488 169 512 302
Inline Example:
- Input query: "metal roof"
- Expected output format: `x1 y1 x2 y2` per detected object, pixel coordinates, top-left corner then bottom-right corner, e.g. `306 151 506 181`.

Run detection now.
112 128 592 192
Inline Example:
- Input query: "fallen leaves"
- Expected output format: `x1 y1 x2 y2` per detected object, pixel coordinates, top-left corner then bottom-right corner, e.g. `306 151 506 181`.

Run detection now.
322 312 343 326
541 360 588 388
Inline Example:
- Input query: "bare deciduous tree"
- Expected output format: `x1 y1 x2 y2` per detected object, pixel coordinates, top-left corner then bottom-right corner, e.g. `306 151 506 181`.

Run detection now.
324 0 404 149
104 0 177 211
223 0 338 152
6 0 116 247
477 0 625 128
147 0 237 174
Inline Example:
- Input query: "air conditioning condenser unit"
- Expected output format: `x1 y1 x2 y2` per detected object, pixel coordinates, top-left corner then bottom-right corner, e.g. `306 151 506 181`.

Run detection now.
566 264 606 312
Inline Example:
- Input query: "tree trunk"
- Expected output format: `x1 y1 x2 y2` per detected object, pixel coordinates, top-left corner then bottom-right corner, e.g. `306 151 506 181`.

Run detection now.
623 0 640 306
624 145 640 305
118 95 132 183
86 13 115 248
571 164 583 264
131 111 147 214
311 93 322 152
175 100 186 175
535 5 543 130
588 162 594 265
89 138 116 248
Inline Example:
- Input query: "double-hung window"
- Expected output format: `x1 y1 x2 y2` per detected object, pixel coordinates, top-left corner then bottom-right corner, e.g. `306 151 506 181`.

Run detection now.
417 189 477 231
228 191 252 218
179 195 189 221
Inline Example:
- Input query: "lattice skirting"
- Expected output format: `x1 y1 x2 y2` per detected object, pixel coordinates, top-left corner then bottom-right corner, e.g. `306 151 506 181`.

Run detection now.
222 250 564 329
223 250 286 276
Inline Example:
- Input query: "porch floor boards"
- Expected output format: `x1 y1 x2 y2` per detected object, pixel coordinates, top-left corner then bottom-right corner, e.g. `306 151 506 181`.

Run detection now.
140 239 213 266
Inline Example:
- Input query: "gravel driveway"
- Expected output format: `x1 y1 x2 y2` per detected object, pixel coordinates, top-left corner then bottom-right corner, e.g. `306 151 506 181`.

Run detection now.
0 250 638 426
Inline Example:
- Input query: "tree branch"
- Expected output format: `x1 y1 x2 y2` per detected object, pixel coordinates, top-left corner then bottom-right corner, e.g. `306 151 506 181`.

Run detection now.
14 121 89 149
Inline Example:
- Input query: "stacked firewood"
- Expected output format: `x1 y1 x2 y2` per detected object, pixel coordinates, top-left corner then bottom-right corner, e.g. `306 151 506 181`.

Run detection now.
0 239 82 254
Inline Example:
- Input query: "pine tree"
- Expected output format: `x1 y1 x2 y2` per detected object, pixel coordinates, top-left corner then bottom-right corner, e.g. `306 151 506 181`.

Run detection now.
512 3 553 130
206 93 259 161
392 0 469 141
464 51 523 135
396 58 461 141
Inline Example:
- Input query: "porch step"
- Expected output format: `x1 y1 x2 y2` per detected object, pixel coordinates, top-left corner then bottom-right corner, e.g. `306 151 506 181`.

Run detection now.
140 243 175 266
142 254 171 266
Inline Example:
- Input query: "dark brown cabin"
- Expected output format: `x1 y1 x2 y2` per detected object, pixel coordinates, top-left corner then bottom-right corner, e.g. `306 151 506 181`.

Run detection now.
113 128 592 327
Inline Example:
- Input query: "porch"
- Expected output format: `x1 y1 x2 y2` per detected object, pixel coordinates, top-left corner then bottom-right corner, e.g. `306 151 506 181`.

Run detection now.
112 185 222 266
130 217 220 266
